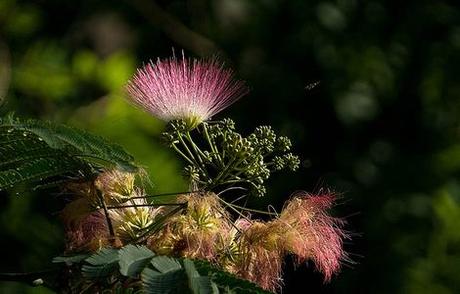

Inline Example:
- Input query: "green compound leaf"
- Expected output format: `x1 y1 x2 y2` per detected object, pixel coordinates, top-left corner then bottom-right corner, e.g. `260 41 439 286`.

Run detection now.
82 248 120 279
1 114 137 171
194 260 273 294
0 155 88 190
141 267 188 294
150 256 183 273
52 245 272 294
0 114 138 191
52 254 91 265
183 259 218 294
118 245 155 278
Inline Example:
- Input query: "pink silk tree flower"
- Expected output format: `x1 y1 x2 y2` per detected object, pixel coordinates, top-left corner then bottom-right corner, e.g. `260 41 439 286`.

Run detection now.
148 192 233 261
279 191 348 282
235 221 285 292
63 208 110 252
125 54 249 128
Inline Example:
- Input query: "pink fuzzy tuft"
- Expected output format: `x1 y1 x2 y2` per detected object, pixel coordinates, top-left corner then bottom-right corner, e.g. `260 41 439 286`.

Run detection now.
64 210 109 251
280 191 347 282
125 54 248 124
236 221 284 292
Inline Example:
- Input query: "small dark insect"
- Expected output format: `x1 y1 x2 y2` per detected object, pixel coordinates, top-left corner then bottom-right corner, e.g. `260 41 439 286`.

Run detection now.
305 81 320 91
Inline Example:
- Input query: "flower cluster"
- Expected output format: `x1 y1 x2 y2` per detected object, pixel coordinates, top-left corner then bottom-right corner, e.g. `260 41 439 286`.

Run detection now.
62 174 347 292
57 53 349 293
61 170 165 251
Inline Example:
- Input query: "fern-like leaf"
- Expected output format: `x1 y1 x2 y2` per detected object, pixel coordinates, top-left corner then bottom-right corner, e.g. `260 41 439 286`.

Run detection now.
53 246 273 294
183 259 218 294
142 267 188 294
82 248 120 278
1 115 137 171
0 115 138 191
0 156 89 190
150 256 182 273
194 260 272 294
118 245 155 278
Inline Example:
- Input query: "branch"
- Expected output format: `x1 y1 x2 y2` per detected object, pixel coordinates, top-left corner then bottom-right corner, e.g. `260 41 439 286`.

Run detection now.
97 189 115 238
0 270 56 286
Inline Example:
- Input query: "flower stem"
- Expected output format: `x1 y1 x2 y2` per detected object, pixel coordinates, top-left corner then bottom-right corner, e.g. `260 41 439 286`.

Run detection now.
185 131 206 163
177 131 198 164
229 202 277 216
217 197 252 221
211 155 237 188
129 191 197 199
202 123 223 167
184 131 211 178
172 144 195 165
97 189 115 238
107 203 186 209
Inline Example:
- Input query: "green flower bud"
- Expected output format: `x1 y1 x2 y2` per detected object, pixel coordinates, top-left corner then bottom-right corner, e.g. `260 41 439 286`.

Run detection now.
272 156 286 170
259 166 271 180
276 136 292 152
252 184 266 197
255 176 264 184
184 165 201 182
250 126 276 154
161 132 178 147
221 118 236 131
283 153 300 171
169 119 188 132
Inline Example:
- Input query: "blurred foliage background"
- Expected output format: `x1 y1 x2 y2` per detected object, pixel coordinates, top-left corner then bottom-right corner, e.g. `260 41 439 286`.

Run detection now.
0 0 460 293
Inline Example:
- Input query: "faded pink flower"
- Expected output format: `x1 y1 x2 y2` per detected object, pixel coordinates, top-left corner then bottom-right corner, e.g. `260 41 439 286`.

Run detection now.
148 192 232 261
63 208 109 251
125 54 248 128
235 221 285 292
280 191 348 282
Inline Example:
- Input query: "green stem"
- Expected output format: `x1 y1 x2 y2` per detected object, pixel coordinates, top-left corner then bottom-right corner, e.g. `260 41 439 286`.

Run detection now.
185 131 206 164
171 144 195 165
227 202 277 216
202 123 216 153
202 123 223 166
134 204 185 242
97 190 115 238
217 197 252 221
177 132 210 180
107 203 186 209
177 132 198 164
0 270 56 285
129 191 197 199
218 195 276 216
226 156 250 179
184 131 212 179
211 155 237 188
217 179 263 193
225 173 264 184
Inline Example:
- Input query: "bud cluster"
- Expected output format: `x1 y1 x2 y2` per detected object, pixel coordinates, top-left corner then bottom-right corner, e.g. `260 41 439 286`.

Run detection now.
162 118 300 197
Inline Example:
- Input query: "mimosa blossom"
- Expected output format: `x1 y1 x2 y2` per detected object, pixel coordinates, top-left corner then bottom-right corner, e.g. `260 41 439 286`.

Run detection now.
126 55 248 128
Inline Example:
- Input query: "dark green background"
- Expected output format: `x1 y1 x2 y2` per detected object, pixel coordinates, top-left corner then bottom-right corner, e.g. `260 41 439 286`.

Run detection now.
1 0 460 293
